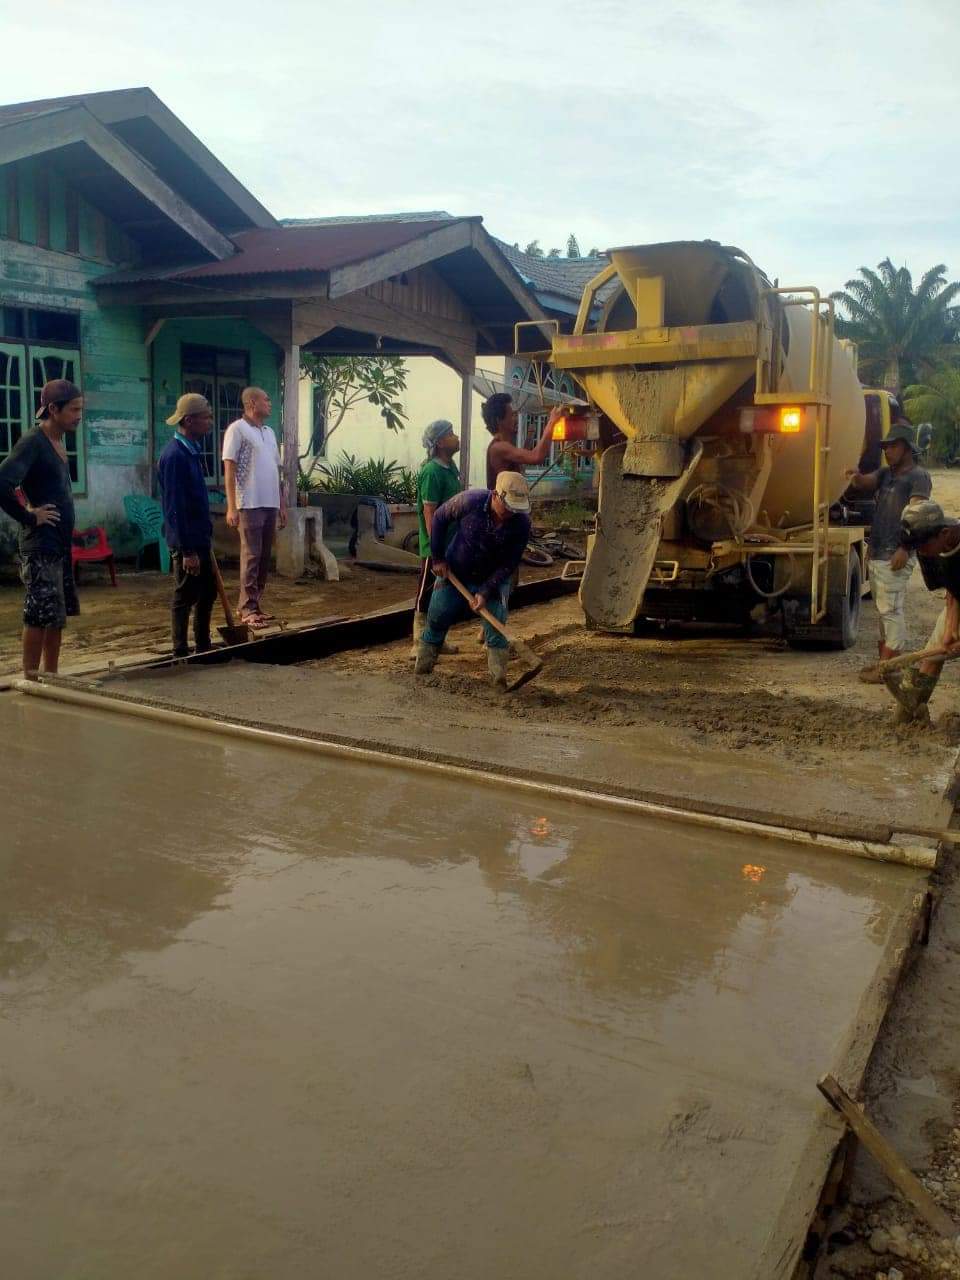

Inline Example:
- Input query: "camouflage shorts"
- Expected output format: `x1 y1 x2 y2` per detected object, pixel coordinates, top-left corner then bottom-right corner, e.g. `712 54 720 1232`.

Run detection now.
20 552 79 630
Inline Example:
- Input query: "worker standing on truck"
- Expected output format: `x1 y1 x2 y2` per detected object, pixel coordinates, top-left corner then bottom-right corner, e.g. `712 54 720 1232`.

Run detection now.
882 500 960 723
484 393 563 489
414 472 531 688
412 419 462 659
845 421 931 682
0 379 82 676
158 393 217 658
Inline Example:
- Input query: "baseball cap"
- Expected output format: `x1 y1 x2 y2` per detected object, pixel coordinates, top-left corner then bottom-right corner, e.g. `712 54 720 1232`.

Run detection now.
494 470 531 513
899 499 959 549
880 422 918 450
36 379 82 419
166 393 212 426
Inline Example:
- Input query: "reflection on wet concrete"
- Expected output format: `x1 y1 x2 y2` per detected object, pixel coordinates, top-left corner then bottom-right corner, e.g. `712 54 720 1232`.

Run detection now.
0 695 925 1279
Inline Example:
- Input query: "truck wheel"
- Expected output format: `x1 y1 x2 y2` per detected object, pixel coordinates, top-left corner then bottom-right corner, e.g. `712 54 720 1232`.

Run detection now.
786 549 862 650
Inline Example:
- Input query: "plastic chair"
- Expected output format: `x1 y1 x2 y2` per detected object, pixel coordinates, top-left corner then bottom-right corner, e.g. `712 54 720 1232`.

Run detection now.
123 494 171 573
72 526 118 586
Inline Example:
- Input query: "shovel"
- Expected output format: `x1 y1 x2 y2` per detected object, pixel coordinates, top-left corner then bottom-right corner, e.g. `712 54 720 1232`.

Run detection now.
877 644 960 674
446 569 543 691
210 550 253 645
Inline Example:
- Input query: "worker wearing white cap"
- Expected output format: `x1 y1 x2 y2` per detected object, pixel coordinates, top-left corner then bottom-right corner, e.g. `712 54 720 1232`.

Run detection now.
415 472 531 688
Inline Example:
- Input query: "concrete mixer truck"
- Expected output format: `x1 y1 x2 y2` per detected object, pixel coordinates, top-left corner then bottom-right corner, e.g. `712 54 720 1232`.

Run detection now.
535 241 880 648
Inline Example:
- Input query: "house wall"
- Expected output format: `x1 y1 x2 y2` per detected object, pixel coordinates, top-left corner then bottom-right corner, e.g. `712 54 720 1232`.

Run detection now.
298 356 506 491
151 317 281 463
0 158 150 556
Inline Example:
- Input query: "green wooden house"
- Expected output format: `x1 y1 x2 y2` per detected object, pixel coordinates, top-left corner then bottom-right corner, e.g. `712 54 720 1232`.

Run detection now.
0 89 544 562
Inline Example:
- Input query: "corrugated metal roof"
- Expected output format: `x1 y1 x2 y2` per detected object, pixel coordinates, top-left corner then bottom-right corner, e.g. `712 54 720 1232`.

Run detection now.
281 212 455 227
96 218 478 286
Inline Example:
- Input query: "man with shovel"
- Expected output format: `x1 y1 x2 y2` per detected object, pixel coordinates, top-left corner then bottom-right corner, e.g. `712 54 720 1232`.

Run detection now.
414 472 532 689
882 500 960 724
158 393 217 658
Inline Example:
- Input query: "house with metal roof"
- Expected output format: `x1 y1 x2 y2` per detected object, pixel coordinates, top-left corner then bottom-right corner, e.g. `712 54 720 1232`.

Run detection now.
0 90 547 557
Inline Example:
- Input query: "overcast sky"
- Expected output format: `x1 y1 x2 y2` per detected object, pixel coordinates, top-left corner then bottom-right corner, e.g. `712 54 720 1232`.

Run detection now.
5 0 958 292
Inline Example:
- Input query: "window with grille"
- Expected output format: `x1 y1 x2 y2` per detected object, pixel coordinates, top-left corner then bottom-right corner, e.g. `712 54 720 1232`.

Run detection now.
181 344 250 485
0 306 84 489
512 363 593 471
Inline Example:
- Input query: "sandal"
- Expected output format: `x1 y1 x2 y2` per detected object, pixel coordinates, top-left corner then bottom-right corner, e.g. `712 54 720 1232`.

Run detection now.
242 613 271 630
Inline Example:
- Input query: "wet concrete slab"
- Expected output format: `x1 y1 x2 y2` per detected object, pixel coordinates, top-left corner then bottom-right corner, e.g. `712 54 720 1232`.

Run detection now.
0 695 926 1279
114 659 958 838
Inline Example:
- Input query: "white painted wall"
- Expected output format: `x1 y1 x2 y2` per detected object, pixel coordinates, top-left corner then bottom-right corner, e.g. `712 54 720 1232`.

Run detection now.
298 356 506 490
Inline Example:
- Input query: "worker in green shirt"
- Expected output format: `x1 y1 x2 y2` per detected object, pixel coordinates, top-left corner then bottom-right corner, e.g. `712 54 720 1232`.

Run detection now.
412 419 462 657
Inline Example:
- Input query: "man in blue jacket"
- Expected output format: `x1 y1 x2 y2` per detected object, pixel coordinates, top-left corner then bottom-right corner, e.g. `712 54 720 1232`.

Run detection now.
157 394 216 657
415 471 531 688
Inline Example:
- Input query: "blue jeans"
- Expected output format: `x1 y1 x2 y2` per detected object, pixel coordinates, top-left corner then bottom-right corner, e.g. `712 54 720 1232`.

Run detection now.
423 578 509 649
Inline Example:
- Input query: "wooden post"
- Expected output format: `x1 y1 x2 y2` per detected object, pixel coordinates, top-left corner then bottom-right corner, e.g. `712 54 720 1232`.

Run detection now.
282 343 300 506
460 369 474 488
818 1074 959 1237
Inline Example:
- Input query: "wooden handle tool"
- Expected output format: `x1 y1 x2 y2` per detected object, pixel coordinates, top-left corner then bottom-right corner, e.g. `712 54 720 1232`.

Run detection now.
446 569 543 691
210 550 252 645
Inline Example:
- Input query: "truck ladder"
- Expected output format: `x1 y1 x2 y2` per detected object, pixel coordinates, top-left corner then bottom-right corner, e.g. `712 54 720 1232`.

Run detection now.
756 288 837 623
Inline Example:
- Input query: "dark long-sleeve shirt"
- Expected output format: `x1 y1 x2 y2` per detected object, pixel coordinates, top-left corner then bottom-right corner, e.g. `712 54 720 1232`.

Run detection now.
0 427 75 555
430 488 530 598
157 434 212 554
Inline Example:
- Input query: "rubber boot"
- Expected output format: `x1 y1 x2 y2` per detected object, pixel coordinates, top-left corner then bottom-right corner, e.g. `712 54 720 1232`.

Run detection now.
414 640 442 675
884 669 938 724
487 646 509 690
411 614 458 658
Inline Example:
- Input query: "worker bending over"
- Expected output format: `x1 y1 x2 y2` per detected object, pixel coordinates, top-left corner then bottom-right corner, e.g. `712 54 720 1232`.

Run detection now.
883 500 960 723
845 420 931 681
415 472 531 688
412 419 461 658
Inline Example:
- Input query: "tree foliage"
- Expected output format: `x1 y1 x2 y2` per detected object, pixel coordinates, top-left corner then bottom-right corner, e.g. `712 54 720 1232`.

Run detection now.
904 364 960 463
831 259 960 395
298 354 408 481
521 234 601 260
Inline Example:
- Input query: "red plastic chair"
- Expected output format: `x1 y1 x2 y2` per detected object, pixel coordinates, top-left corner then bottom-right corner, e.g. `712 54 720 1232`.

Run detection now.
72 526 118 586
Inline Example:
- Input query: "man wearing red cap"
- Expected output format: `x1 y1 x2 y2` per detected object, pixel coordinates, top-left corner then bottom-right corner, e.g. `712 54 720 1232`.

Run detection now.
0 379 83 674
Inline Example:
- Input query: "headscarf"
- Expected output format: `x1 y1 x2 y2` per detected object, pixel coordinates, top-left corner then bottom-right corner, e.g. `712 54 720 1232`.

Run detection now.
422 418 454 459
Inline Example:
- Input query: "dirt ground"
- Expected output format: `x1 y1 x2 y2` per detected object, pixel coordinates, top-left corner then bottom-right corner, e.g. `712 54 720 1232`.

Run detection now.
0 562 418 677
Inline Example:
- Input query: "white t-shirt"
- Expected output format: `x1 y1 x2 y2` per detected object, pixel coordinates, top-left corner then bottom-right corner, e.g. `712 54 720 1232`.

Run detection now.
222 418 281 510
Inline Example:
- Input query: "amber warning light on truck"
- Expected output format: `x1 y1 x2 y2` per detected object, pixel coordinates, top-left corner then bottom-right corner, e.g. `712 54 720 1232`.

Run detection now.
739 406 806 435
551 408 599 442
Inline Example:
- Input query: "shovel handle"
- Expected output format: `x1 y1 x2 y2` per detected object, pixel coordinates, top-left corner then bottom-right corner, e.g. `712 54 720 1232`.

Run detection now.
445 569 510 640
209 550 238 628
878 644 956 674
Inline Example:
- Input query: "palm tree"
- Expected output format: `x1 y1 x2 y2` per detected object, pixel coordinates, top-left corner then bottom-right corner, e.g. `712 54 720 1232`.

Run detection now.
903 364 960 463
831 259 960 395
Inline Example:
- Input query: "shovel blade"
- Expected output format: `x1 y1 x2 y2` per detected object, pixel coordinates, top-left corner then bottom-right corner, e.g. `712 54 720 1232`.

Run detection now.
218 624 253 646
506 660 543 692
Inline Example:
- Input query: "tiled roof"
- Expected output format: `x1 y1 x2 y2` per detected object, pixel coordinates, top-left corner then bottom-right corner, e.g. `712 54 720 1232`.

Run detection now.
494 240 609 301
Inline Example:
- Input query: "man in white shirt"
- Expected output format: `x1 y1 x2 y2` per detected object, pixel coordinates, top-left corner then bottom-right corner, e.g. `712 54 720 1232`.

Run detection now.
222 386 287 627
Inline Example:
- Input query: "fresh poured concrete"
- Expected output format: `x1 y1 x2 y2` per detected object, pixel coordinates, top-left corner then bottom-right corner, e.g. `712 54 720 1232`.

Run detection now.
0 694 926 1279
